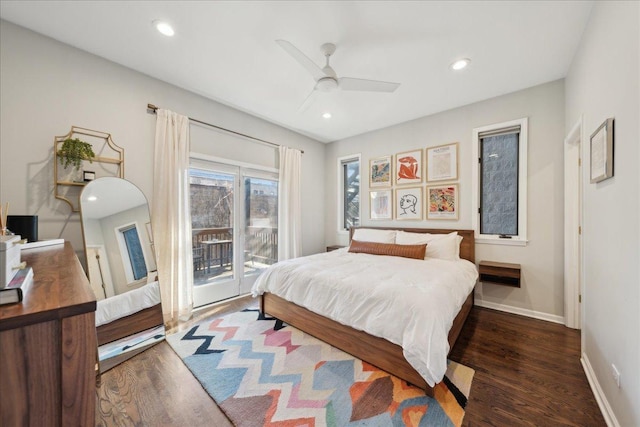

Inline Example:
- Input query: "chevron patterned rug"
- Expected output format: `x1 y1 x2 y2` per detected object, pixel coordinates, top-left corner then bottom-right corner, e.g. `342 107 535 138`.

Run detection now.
167 308 474 427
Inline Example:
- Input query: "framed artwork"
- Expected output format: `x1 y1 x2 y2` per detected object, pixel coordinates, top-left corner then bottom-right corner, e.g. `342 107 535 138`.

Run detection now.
395 149 423 185
369 190 392 220
590 118 614 183
369 156 392 188
83 170 96 182
426 184 459 220
395 187 422 220
426 142 458 182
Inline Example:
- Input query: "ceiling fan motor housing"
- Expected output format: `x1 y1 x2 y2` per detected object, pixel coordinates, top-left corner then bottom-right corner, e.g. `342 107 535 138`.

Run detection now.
316 76 338 91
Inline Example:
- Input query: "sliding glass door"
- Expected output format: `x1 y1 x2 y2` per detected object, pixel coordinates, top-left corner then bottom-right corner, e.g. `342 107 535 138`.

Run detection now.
190 157 278 307
241 174 278 294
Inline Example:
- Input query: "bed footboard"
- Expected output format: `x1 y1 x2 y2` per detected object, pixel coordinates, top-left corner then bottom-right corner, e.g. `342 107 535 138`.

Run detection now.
261 291 474 396
262 292 430 392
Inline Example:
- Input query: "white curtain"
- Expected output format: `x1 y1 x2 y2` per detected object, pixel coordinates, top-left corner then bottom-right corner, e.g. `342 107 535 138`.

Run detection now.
278 146 302 260
152 109 193 322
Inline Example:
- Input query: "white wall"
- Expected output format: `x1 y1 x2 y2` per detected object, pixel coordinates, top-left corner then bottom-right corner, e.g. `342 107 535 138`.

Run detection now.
565 2 639 426
326 80 566 320
0 20 326 264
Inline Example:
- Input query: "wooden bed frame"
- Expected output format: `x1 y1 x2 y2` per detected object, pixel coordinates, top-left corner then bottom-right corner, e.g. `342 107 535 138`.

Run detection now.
261 227 476 396
96 303 164 346
96 302 164 373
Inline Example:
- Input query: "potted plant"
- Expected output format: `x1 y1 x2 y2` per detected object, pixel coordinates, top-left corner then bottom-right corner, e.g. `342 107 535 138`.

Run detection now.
57 137 96 170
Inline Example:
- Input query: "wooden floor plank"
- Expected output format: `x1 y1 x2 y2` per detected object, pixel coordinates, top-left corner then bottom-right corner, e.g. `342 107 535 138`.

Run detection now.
96 296 606 426
450 307 605 427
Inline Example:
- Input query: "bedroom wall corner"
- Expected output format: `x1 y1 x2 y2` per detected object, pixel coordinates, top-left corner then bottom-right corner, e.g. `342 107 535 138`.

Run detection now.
565 2 640 426
325 79 566 320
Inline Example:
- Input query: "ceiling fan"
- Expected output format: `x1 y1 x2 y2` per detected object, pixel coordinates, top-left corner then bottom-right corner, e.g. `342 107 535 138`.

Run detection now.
276 40 401 111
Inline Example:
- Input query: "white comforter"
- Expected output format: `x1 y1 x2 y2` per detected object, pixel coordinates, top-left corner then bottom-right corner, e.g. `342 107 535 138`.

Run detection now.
251 248 478 386
95 281 161 327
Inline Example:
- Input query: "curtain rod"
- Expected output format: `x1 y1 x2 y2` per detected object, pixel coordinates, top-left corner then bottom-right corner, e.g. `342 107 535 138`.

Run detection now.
146 103 303 154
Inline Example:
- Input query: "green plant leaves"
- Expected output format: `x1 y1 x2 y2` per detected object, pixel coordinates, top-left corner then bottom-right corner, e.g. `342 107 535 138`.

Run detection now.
57 137 95 170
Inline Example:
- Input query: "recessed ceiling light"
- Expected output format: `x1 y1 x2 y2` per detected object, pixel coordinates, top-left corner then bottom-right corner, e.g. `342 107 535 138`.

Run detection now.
451 58 470 71
87 196 98 202
322 112 332 119
153 20 175 37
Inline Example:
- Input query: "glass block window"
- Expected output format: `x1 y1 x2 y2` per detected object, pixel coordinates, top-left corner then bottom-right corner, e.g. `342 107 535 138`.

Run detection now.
480 131 519 235
472 118 528 244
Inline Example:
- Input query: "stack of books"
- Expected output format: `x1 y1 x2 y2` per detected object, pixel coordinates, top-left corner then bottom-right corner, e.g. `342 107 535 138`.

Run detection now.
0 266 33 305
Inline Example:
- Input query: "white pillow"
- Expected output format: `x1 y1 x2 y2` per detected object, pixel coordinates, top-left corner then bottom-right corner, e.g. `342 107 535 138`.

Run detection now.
456 235 463 259
352 228 396 243
395 230 433 245
396 231 461 260
425 232 459 261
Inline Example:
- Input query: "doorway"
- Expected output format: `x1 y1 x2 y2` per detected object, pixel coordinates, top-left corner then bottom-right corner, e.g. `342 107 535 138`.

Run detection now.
564 117 583 329
86 245 114 300
189 156 278 307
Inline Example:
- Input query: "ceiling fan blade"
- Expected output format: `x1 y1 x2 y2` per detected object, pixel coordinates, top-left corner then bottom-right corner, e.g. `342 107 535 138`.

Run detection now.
298 88 319 112
339 77 400 93
276 40 326 81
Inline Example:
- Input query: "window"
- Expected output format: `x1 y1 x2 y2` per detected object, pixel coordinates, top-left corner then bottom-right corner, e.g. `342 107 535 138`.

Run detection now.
337 155 360 231
116 223 148 282
472 118 528 245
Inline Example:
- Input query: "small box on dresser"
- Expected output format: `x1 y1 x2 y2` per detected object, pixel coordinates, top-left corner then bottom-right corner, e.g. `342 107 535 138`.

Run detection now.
0 235 22 288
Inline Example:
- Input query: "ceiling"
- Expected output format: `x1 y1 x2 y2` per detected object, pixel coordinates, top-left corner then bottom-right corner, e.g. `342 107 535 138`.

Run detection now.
80 177 148 219
0 1 593 143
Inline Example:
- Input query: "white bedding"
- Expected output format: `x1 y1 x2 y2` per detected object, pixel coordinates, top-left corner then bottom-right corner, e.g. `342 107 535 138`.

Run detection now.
251 248 478 386
95 281 161 327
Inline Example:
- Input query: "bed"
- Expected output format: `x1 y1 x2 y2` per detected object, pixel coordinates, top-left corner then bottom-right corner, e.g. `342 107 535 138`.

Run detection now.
252 227 477 396
96 281 165 372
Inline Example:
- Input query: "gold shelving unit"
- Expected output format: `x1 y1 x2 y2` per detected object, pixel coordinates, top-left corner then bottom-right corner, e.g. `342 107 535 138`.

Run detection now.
54 126 124 212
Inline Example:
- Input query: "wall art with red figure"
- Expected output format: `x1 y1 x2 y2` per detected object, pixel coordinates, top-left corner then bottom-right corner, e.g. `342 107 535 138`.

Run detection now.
395 149 423 185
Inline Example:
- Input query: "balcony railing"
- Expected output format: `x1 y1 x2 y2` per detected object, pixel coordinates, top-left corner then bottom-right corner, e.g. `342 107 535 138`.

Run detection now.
192 227 278 278
245 226 278 266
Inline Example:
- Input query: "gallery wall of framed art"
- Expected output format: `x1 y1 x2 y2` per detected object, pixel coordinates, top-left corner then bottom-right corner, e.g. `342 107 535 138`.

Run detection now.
367 143 461 221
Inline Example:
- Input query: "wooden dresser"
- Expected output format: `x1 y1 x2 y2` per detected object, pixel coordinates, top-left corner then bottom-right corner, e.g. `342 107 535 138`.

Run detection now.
0 242 97 426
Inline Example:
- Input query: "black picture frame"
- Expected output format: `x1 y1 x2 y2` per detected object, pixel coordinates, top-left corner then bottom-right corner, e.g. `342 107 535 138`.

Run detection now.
83 170 96 182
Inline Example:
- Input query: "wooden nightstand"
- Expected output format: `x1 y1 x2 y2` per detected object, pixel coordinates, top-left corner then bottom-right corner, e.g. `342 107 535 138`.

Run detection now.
478 261 521 288
326 245 345 252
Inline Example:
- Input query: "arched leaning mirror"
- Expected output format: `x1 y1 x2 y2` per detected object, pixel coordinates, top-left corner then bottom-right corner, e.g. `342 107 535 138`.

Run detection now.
80 177 165 373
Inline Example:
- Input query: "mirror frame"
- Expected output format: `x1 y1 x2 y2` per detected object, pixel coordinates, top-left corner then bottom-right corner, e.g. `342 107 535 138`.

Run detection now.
80 177 165 373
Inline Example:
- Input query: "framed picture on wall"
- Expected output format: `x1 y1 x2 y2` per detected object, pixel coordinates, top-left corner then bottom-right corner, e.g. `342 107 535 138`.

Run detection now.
426 142 458 182
395 187 422 220
395 149 423 185
590 118 614 183
370 190 392 220
426 184 459 220
369 156 392 188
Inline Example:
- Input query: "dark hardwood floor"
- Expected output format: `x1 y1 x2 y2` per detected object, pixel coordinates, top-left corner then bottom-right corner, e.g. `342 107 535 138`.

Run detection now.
449 307 605 427
96 296 605 426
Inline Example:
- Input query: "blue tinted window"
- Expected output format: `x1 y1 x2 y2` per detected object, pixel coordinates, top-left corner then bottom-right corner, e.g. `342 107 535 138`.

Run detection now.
122 227 147 280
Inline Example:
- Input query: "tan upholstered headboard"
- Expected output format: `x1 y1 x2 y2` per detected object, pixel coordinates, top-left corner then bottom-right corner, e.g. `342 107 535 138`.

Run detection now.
348 227 475 263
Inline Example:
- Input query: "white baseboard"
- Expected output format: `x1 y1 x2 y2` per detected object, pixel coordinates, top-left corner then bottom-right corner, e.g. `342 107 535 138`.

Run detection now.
474 298 565 324
581 353 619 427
